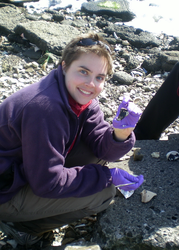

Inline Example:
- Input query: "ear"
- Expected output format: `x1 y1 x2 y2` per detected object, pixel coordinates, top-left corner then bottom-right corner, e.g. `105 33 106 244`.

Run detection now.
62 61 66 75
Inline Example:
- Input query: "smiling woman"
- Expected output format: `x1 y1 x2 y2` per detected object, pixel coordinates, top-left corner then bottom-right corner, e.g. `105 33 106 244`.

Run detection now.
62 53 107 105
59 32 114 79
0 32 143 247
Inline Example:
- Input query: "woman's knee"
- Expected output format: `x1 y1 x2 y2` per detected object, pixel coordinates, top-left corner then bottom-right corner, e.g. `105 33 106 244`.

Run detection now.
88 185 116 214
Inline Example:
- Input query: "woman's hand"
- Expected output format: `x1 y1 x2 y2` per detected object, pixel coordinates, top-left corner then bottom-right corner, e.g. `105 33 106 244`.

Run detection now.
113 94 142 141
110 168 144 191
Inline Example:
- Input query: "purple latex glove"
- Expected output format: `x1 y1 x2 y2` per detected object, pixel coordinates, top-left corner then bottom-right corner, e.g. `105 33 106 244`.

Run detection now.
113 95 142 129
109 168 144 191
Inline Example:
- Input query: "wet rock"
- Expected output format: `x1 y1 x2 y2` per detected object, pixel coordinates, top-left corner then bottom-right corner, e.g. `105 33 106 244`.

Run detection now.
81 0 135 22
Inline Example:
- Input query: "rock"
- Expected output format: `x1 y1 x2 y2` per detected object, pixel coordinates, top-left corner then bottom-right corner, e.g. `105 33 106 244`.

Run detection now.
142 51 179 72
44 241 101 250
3 0 39 3
22 47 42 60
141 189 157 203
7 33 31 46
14 21 80 55
52 13 65 23
105 24 161 48
127 54 141 69
112 71 134 85
92 134 179 249
81 0 135 21
133 148 143 161
1 55 24 72
169 36 179 50
0 3 27 35
71 19 88 28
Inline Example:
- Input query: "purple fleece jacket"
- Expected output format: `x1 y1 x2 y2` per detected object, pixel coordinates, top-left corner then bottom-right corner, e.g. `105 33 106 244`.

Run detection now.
0 65 135 204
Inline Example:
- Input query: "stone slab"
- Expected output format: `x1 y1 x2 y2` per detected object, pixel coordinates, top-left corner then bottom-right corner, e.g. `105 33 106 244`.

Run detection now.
92 134 179 249
14 21 80 55
0 4 28 35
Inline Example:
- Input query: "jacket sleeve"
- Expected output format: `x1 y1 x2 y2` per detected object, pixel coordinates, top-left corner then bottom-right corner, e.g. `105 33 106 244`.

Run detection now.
81 101 136 162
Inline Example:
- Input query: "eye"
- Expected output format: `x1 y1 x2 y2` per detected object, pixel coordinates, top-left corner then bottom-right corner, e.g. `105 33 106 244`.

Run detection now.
96 76 105 82
80 69 88 75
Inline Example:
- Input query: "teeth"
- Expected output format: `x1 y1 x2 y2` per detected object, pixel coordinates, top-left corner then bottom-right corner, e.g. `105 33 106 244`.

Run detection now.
80 89 91 95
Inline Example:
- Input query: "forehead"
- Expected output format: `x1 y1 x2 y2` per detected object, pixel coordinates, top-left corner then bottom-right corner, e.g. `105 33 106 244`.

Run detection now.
73 52 108 74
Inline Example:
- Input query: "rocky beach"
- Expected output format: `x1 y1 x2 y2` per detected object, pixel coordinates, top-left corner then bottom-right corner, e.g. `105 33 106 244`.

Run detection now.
1 0 179 249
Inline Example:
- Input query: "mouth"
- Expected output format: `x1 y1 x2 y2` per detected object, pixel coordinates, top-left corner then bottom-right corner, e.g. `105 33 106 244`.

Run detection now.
79 88 92 95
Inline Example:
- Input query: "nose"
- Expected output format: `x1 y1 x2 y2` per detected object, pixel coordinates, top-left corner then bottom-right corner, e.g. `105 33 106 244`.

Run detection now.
85 77 95 87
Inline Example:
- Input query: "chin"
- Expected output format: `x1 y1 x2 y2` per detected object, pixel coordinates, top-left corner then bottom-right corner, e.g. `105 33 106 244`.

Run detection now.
77 98 91 105
79 101 89 105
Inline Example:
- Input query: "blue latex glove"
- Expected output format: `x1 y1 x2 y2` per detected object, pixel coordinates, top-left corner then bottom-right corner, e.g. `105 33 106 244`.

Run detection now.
113 95 142 129
110 168 144 191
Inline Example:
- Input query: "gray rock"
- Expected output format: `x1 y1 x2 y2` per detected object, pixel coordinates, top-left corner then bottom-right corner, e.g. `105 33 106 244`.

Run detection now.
1 55 24 72
105 24 161 48
0 4 28 35
142 51 179 72
113 71 134 85
22 48 42 60
44 241 101 250
52 13 65 23
25 13 41 21
2 0 39 3
71 19 88 28
92 134 179 249
14 21 80 55
81 0 135 22
169 36 179 50
127 55 141 69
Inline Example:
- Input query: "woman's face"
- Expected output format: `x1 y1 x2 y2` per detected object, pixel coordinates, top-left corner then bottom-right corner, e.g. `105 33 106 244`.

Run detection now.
62 53 108 105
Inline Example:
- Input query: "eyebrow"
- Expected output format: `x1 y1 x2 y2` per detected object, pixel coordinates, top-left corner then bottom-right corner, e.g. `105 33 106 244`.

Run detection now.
79 66 107 77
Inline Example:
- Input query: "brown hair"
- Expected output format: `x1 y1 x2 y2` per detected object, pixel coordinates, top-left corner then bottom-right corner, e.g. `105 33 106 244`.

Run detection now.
59 32 114 79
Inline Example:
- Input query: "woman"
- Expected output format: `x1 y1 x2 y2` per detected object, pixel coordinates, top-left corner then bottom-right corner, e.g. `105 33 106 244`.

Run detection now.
0 32 143 247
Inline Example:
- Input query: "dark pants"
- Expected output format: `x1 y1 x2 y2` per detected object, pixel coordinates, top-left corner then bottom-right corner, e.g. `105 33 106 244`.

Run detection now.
134 62 179 140
0 142 115 236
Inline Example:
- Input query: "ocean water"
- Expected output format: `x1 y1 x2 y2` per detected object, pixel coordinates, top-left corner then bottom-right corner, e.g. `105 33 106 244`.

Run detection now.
24 0 179 37
127 0 179 37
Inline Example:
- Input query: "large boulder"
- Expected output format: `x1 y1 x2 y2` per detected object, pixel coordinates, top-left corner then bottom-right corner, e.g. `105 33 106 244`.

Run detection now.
81 0 135 22
105 23 161 48
0 3 28 35
142 51 179 73
14 21 80 55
